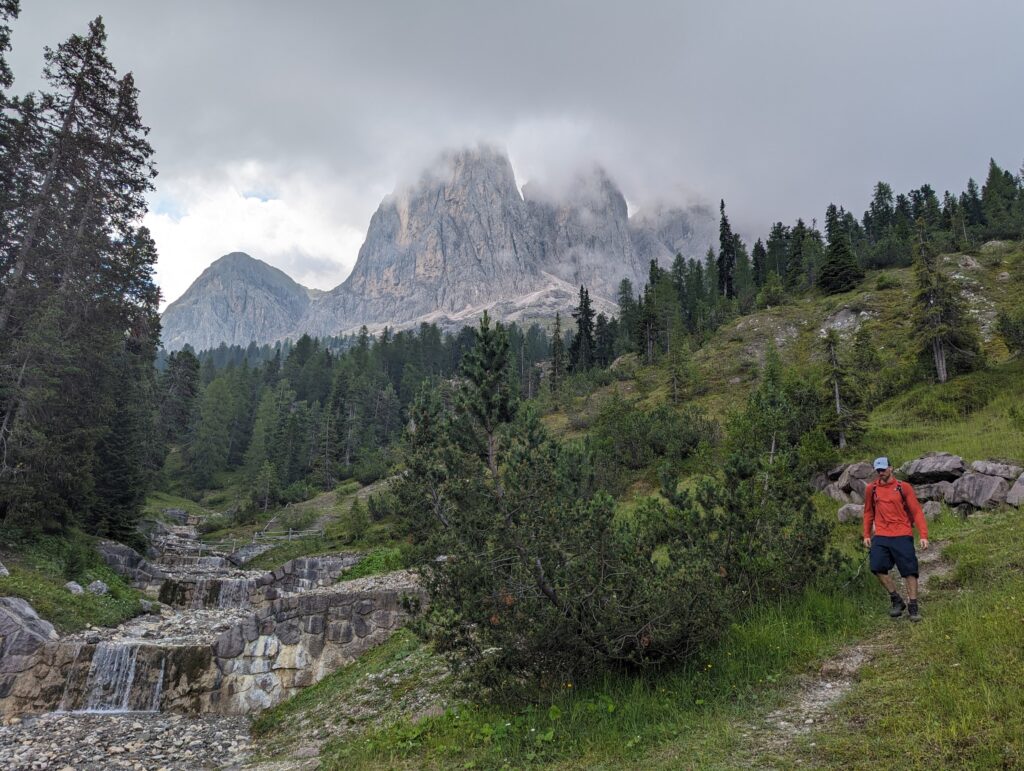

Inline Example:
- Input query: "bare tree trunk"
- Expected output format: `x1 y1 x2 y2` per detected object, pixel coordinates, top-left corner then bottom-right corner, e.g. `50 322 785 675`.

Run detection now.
933 338 948 383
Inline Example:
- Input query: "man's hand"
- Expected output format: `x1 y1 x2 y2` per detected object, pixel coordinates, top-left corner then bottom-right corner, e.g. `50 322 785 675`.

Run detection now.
863 536 871 548
920 538 929 551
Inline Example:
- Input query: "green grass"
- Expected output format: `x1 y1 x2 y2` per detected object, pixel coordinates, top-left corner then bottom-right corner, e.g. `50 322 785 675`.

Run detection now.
318 567 881 770
252 628 448 763
0 533 141 633
338 546 408 581
142 491 214 520
859 359 1024 464
783 509 1024 769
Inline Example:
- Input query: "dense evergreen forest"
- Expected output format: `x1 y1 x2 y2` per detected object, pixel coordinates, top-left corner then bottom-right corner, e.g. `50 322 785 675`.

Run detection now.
3 0 1024 574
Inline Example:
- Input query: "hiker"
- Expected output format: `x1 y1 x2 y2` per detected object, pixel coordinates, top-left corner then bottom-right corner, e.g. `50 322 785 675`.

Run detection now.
862 456 929 622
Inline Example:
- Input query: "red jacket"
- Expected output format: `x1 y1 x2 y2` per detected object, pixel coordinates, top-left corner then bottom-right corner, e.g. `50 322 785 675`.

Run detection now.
863 478 928 540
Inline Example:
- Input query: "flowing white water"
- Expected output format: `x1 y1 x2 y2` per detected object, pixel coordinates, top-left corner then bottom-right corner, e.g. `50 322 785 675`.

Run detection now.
217 578 254 609
82 643 139 712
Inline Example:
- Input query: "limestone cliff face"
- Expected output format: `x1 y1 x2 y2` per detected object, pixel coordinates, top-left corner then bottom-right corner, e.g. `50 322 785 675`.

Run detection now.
524 166 645 299
161 148 716 349
300 146 545 336
160 253 316 351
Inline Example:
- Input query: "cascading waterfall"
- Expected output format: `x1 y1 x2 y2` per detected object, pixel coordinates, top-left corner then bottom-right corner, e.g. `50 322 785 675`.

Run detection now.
78 643 165 713
189 578 210 610
82 643 138 712
217 578 254 609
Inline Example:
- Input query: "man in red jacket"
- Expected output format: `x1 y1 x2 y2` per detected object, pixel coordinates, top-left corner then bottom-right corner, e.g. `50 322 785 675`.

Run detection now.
863 456 929 622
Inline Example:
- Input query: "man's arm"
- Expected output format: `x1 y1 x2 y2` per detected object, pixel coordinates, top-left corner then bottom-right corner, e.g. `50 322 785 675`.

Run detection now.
863 482 875 547
904 483 929 549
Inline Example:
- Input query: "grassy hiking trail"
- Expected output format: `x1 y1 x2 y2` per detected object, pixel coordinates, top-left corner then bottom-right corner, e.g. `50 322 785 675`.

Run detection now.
258 508 1023 771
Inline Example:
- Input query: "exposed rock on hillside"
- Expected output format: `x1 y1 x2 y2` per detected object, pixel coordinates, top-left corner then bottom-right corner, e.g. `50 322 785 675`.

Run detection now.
161 253 318 351
160 147 715 349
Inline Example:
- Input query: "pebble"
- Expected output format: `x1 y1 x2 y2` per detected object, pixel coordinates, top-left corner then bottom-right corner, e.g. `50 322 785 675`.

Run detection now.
0 712 251 770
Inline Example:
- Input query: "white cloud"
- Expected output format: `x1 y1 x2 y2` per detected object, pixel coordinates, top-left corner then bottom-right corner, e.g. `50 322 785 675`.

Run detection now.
146 162 371 309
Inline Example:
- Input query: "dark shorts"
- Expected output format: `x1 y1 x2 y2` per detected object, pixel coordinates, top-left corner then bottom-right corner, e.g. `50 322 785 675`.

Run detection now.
870 535 919 578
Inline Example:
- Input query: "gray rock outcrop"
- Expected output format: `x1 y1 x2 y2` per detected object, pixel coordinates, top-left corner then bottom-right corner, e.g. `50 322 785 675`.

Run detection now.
922 501 942 521
913 481 954 502
86 581 109 596
1008 473 1024 507
0 598 59 699
970 460 1024 480
899 453 966 483
837 503 862 523
161 253 320 352
949 472 1010 509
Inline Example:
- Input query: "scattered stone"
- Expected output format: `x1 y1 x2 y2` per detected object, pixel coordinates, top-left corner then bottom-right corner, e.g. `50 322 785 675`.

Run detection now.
913 481 954 502
1007 473 1024 508
824 483 852 504
837 504 862 524
957 255 980 270
950 472 1010 509
998 271 1011 282
970 460 1024 481
87 580 110 596
0 562 8 578
922 501 942 521
64 581 84 595
899 453 966 484
980 240 1012 254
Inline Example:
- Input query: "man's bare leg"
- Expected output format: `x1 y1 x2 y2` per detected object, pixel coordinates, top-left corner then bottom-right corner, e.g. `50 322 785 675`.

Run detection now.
875 572 898 593
905 576 918 601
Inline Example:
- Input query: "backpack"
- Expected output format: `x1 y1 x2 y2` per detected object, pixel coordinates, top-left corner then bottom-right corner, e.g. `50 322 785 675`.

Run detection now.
870 481 914 528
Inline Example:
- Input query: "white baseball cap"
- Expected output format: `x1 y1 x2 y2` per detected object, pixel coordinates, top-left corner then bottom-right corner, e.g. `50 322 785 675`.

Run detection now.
873 457 890 471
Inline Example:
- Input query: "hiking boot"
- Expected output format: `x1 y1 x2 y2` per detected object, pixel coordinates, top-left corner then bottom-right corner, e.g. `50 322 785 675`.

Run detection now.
889 594 906 618
908 602 922 622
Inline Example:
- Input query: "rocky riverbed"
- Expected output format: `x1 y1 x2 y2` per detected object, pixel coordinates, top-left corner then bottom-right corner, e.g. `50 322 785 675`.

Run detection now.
0 711 252 770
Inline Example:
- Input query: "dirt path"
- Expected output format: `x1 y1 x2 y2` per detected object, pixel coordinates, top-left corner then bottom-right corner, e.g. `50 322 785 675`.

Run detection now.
731 541 951 767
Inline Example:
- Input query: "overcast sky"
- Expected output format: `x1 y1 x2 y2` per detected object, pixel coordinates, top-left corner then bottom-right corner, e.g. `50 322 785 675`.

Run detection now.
8 1 1024 307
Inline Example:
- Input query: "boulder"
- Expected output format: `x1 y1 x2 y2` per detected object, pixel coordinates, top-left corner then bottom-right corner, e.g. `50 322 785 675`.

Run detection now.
1007 473 1024 508
837 462 874 496
949 472 1010 509
970 460 1024 481
823 483 852 504
0 597 58 662
827 463 848 482
899 452 966 483
64 581 84 595
810 473 829 493
837 503 862 524
922 501 942 521
0 561 8 578
913 481 954 502
86 580 109 596
850 488 865 505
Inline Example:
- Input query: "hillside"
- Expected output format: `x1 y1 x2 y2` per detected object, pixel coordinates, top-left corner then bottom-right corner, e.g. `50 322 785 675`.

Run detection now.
229 243 1024 768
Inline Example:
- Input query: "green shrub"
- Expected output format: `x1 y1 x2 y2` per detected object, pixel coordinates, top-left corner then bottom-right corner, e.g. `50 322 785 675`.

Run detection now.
334 480 361 497
875 272 901 290
996 309 1024 356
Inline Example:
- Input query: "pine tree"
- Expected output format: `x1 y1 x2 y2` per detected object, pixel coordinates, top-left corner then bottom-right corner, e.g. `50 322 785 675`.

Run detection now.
665 314 693 405
458 312 514 486
785 219 807 290
821 330 864 449
717 200 736 298
818 204 864 294
568 285 596 372
911 222 981 383
751 238 767 287
981 158 1018 238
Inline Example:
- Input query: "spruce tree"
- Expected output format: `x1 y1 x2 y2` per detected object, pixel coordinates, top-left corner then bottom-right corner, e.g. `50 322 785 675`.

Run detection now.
568 285 596 372
821 330 864 449
717 200 736 299
818 204 864 294
751 238 767 287
549 313 566 393
785 219 807 290
911 222 981 383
